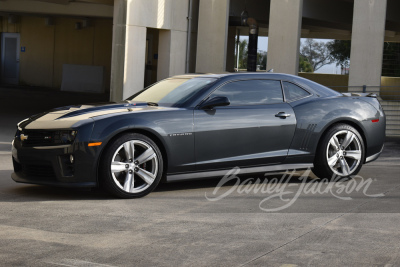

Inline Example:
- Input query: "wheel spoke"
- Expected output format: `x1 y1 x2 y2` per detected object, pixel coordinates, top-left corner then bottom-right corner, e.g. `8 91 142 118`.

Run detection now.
339 157 350 176
328 155 339 167
111 162 127 173
345 150 361 161
123 172 134 192
136 168 155 185
330 136 340 150
135 147 156 164
123 141 135 161
341 131 355 150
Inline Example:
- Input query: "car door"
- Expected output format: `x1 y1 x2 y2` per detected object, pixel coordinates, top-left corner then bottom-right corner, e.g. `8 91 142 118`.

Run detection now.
194 79 296 171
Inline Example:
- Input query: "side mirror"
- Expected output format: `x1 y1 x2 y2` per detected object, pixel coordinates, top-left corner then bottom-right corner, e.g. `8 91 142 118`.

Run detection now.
200 96 230 109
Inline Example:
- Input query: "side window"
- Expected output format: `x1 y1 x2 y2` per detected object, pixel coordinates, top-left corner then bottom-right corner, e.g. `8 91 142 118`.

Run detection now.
283 82 311 102
208 80 283 106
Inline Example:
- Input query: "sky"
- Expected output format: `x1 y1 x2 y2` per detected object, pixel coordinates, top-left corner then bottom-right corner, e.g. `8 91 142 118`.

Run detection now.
239 36 342 74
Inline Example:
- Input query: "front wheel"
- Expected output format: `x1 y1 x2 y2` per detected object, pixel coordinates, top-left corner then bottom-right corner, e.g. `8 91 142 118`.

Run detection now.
313 124 365 179
99 133 163 198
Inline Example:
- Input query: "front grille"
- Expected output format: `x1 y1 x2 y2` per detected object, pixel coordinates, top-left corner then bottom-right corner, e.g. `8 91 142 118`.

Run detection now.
21 130 77 147
23 131 56 147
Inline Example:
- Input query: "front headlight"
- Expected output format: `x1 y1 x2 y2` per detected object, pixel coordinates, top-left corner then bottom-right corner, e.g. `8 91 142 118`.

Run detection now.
56 130 78 144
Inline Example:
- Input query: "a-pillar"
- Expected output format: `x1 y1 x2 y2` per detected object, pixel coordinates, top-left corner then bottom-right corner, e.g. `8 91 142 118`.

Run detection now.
195 0 230 73
266 0 303 75
348 0 387 92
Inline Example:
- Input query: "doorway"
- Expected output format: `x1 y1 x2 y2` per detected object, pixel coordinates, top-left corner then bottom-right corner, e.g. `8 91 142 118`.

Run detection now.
1 33 20 85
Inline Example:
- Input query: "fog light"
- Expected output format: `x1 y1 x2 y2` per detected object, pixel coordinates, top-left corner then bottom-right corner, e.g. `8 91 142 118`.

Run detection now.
70 155 74 164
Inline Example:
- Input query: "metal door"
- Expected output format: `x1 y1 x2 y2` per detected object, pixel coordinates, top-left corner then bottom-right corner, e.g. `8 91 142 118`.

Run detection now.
1 33 20 84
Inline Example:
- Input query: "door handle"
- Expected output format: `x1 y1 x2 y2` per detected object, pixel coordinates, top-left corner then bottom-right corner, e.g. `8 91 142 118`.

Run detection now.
275 112 291 118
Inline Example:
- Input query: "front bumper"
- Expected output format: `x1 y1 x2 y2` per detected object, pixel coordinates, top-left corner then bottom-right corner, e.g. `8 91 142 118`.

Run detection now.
11 138 100 188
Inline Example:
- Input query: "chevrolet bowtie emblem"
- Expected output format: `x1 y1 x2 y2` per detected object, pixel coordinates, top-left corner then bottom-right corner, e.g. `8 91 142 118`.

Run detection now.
20 134 29 141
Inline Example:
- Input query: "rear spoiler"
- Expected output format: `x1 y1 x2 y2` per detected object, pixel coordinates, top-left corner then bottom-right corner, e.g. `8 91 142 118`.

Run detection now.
342 93 377 98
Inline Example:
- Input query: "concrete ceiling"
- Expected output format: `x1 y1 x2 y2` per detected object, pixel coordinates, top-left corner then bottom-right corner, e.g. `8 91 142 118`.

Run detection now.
27 0 113 5
229 0 400 41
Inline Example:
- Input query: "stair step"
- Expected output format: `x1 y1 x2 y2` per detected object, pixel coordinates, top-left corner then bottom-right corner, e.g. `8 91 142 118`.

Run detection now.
386 129 400 136
387 125 400 130
383 110 400 116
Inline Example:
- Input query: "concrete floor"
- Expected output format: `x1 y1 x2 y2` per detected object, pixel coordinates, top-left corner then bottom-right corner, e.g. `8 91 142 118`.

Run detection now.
0 87 399 266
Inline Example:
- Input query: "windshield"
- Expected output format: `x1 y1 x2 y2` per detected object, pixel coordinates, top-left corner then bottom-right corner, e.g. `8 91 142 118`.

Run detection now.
127 77 216 107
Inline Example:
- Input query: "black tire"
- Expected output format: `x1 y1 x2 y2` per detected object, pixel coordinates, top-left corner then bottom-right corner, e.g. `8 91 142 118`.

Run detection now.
99 133 163 198
313 123 365 179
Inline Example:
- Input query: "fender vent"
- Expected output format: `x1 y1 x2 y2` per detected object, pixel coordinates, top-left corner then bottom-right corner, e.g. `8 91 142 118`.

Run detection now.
300 124 317 151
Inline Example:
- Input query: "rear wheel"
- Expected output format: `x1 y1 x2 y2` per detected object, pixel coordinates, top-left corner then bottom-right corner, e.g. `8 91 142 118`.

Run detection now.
99 133 163 198
313 124 364 179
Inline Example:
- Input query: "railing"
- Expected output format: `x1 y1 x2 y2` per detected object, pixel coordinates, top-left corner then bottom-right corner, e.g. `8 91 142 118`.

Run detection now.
328 86 400 136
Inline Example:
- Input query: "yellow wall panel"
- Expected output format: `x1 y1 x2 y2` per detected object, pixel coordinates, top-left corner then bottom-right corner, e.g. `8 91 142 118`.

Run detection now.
93 19 113 91
1 15 112 90
53 17 95 88
19 16 54 88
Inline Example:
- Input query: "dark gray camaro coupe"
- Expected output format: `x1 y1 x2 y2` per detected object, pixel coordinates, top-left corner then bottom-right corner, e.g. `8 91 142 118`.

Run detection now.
12 73 385 198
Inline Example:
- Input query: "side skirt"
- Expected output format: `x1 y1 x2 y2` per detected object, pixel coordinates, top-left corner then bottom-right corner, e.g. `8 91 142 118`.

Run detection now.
167 163 314 182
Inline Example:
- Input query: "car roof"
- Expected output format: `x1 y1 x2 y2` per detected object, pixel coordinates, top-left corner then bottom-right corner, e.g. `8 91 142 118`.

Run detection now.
171 72 296 79
170 72 341 98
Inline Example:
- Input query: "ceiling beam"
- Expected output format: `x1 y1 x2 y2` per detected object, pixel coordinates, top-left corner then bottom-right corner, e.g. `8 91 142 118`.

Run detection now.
75 0 113 5
29 0 71 4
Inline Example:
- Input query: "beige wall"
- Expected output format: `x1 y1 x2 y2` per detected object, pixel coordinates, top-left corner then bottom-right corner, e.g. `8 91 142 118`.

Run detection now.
299 74 400 98
299 73 349 92
1 15 112 90
381 76 400 100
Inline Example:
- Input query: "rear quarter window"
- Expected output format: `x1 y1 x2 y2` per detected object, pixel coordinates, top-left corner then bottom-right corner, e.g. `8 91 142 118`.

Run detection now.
283 82 311 102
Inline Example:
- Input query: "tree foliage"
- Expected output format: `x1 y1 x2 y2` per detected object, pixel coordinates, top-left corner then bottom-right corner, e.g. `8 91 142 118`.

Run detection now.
298 55 313 72
327 40 351 69
300 38 333 72
236 40 267 70
237 39 248 69
257 50 267 70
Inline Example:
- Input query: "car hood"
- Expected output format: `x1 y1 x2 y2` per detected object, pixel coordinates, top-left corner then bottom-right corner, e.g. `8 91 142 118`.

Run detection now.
20 101 178 130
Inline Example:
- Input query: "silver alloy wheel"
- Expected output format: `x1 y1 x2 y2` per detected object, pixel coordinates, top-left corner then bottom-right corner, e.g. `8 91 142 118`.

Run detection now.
326 130 362 176
110 140 158 193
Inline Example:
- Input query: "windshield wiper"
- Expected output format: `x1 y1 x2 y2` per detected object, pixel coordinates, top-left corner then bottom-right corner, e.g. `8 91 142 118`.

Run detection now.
147 102 159 106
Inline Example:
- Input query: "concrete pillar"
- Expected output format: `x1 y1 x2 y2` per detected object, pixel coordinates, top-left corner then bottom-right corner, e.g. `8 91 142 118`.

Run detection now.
267 0 303 75
111 0 191 101
110 0 127 101
348 0 387 92
123 25 147 99
110 1 147 101
157 30 187 81
195 0 230 73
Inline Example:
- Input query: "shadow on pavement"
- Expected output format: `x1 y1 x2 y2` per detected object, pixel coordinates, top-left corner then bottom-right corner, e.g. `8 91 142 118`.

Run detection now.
0 170 329 202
